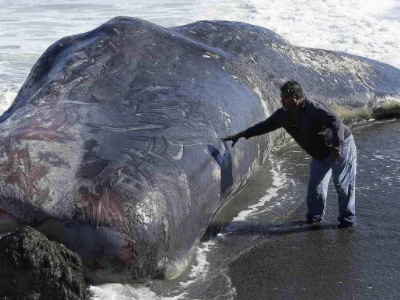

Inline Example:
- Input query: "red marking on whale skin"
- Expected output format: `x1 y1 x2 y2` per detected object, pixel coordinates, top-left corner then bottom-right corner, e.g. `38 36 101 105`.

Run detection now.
8 128 74 144
2 111 74 147
79 186 129 235
116 240 136 266
86 240 136 273
0 147 50 205
89 258 104 272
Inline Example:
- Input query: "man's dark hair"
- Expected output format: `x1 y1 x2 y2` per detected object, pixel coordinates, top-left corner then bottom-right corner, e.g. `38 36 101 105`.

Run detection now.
280 80 304 98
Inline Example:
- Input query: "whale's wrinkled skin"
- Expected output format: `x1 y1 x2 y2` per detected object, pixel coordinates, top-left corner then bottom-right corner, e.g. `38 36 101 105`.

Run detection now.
0 17 399 282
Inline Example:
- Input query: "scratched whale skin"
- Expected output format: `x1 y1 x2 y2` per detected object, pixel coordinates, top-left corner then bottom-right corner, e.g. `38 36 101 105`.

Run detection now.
0 17 399 283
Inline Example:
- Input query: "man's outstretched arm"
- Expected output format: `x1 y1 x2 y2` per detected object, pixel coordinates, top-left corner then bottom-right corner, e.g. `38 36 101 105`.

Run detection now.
221 110 282 147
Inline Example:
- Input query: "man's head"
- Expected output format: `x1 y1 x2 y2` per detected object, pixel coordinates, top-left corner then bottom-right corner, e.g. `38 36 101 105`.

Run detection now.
280 80 304 112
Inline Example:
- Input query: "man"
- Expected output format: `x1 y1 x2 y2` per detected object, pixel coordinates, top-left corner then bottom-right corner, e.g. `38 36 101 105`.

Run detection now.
221 80 357 228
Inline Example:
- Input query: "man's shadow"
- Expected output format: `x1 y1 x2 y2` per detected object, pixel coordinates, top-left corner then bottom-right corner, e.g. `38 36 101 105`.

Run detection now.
207 143 233 198
202 219 343 242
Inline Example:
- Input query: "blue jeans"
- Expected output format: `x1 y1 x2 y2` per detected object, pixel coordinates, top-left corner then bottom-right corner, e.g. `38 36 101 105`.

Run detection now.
306 135 357 224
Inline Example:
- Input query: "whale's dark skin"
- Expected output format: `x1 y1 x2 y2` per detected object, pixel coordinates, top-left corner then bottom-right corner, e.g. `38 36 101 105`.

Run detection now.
0 17 400 283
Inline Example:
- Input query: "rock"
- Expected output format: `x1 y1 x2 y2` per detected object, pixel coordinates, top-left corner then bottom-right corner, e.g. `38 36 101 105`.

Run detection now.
0 226 87 300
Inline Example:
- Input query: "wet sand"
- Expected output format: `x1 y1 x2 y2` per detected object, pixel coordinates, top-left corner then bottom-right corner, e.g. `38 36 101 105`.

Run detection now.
228 120 400 300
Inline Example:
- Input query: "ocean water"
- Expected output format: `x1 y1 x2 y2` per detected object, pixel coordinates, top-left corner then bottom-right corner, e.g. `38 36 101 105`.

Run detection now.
2 0 400 115
1 0 400 299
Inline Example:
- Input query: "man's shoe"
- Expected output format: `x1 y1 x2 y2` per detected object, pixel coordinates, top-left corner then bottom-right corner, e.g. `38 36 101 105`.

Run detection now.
306 217 323 224
338 220 355 229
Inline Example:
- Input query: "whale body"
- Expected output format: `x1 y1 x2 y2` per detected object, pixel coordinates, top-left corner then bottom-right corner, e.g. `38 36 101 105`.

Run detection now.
0 17 399 282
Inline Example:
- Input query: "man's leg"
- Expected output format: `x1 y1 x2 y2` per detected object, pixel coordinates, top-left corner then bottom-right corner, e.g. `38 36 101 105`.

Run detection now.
332 135 357 226
306 157 332 222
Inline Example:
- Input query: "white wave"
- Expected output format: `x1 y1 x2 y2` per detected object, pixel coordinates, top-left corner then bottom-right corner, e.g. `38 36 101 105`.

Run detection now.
224 155 287 233
241 0 400 68
179 241 216 288
172 240 236 299
88 241 217 300
89 285 159 300
193 0 400 68
221 274 237 300
89 284 190 300
0 91 17 115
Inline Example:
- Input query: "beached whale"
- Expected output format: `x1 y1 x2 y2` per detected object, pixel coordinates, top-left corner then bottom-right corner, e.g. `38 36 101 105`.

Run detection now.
0 17 399 283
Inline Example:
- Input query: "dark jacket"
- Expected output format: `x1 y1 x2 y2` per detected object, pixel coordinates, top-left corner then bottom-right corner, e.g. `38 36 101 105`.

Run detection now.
243 97 352 160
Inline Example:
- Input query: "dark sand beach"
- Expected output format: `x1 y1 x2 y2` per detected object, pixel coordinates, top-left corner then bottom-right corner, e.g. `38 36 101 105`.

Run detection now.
228 119 400 300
